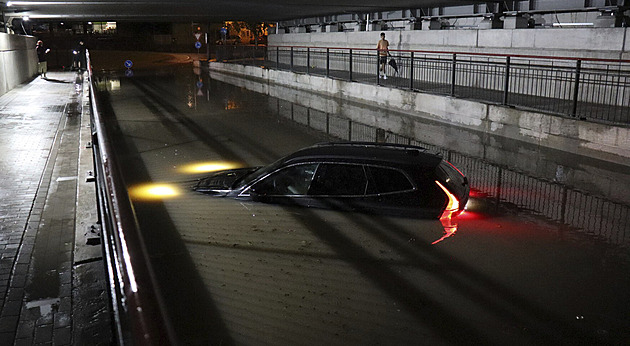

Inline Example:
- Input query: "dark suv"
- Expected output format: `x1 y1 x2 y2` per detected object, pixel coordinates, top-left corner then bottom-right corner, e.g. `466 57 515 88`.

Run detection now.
194 142 469 219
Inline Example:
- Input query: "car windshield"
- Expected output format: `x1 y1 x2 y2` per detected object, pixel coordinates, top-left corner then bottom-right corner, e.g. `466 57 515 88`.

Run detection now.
233 157 287 189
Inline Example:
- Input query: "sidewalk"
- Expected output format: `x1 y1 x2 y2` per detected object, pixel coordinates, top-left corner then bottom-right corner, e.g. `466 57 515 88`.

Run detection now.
0 71 110 345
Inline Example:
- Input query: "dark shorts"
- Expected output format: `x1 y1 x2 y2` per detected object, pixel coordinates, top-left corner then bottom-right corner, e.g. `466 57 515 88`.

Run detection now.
379 56 387 64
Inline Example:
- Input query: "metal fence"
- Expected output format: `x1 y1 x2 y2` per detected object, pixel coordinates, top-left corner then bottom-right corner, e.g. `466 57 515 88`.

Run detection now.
216 45 630 125
269 97 630 246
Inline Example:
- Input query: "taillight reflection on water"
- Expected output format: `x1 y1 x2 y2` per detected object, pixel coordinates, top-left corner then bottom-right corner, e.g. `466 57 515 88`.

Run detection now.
433 216 458 245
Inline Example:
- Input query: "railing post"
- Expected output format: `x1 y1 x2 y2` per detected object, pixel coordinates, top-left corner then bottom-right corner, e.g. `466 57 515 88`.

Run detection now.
571 59 582 117
276 47 279 69
326 48 330 78
409 52 414 90
348 119 352 140
376 52 380 85
349 49 353 81
290 47 294 71
307 47 310 75
451 53 457 96
264 45 268 67
503 56 511 105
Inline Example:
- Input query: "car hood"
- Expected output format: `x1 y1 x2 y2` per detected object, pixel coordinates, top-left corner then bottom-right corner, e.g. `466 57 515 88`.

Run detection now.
193 167 261 194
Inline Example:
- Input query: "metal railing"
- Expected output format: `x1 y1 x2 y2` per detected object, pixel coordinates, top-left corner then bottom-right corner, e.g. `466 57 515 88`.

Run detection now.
214 45 630 125
211 44 268 64
86 50 175 345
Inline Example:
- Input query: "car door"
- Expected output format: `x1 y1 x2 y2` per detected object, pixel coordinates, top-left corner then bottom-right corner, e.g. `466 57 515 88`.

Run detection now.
367 165 446 218
307 163 370 211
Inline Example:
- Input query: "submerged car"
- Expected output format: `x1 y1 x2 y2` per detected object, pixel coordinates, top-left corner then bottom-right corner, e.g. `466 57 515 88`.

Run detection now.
194 142 470 219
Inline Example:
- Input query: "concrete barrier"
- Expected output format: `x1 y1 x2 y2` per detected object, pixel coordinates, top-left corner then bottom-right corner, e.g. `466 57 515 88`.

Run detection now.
269 28 630 60
209 61 630 163
0 33 38 97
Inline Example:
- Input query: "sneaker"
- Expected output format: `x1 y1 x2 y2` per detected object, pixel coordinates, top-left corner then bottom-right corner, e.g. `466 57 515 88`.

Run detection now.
383 75 387 80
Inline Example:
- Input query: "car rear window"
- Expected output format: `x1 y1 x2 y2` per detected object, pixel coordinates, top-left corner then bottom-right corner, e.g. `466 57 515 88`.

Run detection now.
367 166 414 194
437 160 466 185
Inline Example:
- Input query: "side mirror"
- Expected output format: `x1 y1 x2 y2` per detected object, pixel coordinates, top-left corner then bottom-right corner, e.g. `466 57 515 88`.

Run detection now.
248 185 266 201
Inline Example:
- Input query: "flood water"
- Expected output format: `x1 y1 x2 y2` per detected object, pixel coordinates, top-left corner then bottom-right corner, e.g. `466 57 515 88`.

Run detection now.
93 61 630 345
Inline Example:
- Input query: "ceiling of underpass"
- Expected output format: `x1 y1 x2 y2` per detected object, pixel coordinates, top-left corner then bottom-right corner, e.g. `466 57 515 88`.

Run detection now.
0 0 492 22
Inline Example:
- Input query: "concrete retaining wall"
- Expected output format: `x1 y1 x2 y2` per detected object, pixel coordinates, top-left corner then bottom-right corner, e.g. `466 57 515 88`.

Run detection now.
209 61 630 163
269 28 630 60
0 33 38 97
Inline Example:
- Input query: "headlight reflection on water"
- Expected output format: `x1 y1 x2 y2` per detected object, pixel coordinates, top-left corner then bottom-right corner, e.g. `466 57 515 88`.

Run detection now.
128 183 180 201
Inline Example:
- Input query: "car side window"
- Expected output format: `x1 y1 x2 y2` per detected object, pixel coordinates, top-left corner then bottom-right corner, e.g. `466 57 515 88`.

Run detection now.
309 163 367 196
252 163 317 196
367 166 414 194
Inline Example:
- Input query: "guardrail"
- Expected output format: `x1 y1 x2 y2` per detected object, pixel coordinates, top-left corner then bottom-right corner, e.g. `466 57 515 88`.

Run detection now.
86 50 175 345
213 45 630 125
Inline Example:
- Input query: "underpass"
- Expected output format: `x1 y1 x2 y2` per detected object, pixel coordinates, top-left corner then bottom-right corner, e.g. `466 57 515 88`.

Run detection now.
91 58 630 344
1 0 630 343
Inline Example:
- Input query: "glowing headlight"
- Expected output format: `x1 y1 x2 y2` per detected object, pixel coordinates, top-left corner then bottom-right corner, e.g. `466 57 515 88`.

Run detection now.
178 161 242 174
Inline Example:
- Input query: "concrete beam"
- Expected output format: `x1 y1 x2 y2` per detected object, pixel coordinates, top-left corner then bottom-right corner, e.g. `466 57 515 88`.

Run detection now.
269 27 630 60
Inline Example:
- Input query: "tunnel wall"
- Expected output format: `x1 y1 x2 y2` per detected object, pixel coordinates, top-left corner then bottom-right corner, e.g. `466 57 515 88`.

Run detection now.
269 28 630 60
208 61 630 164
0 33 38 98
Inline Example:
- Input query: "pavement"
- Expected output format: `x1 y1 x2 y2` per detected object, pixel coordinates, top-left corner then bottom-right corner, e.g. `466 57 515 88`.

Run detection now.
0 71 110 345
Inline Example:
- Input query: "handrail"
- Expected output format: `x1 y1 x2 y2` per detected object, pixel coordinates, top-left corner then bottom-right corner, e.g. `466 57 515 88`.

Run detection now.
267 45 630 64
223 44 630 124
86 50 176 345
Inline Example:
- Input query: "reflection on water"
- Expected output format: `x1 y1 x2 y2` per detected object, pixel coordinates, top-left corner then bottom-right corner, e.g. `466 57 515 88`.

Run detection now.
95 64 630 345
128 183 181 201
208 69 630 247
433 217 458 245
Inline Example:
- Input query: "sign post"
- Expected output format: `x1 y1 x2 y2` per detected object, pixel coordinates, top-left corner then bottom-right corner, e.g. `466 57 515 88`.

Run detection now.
194 32 202 55
124 59 133 77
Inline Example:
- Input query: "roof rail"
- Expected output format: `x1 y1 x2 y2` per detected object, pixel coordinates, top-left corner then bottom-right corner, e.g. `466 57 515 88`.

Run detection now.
313 141 431 152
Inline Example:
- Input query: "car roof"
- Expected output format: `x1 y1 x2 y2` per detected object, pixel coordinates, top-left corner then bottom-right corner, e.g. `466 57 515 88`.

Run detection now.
281 142 443 168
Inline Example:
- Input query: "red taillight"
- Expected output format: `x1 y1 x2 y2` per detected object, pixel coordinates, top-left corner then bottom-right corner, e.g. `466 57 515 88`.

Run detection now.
436 180 460 219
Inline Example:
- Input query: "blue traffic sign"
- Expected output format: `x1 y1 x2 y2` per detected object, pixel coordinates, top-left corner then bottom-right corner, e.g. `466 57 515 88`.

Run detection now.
124 60 133 69
196 80 203 88
194 41 202 49
125 69 134 77
220 27 228 35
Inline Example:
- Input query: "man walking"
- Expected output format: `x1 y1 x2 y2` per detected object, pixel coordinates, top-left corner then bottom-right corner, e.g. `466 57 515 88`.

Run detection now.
36 40 50 78
377 32 389 79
